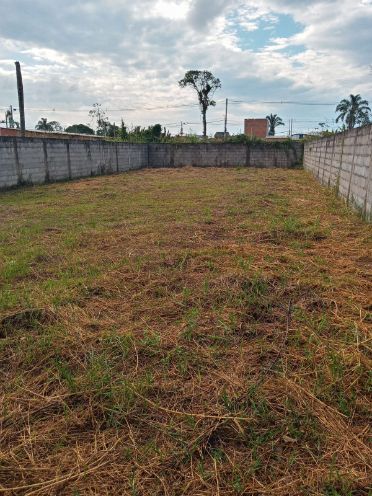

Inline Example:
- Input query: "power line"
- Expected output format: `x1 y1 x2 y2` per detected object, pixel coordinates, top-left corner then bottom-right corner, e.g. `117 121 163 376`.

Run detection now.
0 99 339 114
166 119 225 128
0 103 200 113
229 100 337 106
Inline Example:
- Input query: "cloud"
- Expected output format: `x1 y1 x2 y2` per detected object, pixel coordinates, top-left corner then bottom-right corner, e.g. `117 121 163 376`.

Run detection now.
0 0 371 135
152 0 191 19
258 0 372 60
187 0 231 29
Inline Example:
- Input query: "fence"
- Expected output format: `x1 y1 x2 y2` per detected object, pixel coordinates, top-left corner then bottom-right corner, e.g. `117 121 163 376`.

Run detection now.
303 125 372 220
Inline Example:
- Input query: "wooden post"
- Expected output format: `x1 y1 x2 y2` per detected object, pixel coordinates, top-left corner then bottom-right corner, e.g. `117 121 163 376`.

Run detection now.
15 62 25 137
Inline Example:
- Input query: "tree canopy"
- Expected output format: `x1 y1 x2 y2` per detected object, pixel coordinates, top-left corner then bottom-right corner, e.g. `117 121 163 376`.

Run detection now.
336 94 371 130
35 118 63 132
266 114 285 136
96 122 120 137
126 124 164 142
65 124 95 135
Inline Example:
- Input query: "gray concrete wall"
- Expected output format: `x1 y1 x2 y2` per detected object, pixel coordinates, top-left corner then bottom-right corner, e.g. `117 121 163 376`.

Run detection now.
0 138 303 190
0 138 148 189
148 142 302 168
304 125 372 220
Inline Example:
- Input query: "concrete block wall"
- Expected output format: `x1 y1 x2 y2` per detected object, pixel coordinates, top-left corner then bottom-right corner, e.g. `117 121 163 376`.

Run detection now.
148 142 302 169
148 144 248 167
0 138 148 189
117 143 148 172
0 138 303 190
304 124 372 219
0 139 19 188
250 144 300 168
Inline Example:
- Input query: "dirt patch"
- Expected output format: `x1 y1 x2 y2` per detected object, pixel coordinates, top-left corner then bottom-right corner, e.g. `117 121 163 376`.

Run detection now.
0 307 55 337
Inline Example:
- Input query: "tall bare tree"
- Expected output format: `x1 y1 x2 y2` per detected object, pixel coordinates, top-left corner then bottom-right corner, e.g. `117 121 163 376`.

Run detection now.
179 70 221 137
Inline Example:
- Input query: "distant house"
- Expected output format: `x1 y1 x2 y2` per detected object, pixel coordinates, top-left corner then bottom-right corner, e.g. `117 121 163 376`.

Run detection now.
244 119 268 138
291 133 308 140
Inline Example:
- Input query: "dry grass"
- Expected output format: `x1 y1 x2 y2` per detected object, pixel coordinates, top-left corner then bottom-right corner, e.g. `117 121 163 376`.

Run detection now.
0 167 371 495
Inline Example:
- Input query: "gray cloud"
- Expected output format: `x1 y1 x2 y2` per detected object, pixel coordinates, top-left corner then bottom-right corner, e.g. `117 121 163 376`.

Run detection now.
187 0 230 29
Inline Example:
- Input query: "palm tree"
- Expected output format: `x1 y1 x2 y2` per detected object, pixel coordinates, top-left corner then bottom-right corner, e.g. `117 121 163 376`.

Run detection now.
335 94 371 130
266 114 285 136
35 118 53 131
35 118 63 132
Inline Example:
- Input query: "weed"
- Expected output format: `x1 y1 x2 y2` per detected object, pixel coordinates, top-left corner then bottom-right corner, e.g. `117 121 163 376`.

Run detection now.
162 346 197 375
203 207 213 224
182 307 200 341
231 472 244 494
54 356 77 392
140 331 161 353
81 351 113 393
236 255 254 272
102 330 133 360
328 352 345 381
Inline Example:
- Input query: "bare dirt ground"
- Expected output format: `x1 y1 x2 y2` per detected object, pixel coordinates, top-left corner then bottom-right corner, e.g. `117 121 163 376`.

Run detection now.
0 167 371 495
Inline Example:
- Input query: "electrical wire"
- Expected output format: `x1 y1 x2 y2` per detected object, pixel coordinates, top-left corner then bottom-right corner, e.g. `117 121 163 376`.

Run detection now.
0 99 339 114
229 100 337 106
0 103 200 113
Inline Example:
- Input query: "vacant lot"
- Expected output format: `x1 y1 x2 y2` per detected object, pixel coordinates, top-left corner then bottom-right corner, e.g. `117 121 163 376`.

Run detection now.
0 167 371 495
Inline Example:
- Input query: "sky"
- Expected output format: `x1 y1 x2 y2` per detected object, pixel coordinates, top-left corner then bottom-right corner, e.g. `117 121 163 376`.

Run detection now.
0 0 372 136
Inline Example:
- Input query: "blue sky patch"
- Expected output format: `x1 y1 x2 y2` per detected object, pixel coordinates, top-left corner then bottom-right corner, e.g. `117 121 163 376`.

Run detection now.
232 13 302 52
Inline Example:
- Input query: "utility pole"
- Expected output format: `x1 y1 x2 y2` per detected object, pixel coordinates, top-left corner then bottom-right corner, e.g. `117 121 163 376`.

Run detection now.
15 62 25 137
224 98 228 140
180 121 184 136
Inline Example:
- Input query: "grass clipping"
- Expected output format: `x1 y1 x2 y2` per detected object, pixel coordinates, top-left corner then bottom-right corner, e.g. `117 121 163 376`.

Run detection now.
0 167 371 495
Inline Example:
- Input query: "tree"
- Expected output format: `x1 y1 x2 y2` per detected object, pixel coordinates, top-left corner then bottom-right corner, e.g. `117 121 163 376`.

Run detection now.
129 124 163 142
35 118 63 132
89 103 110 136
151 124 162 140
65 124 95 135
5 109 19 128
179 70 221 137
335 94 371 130
120 119 128 140
140 124 162 142
360 112 371 126
266 114 285 136
99 122 119 138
